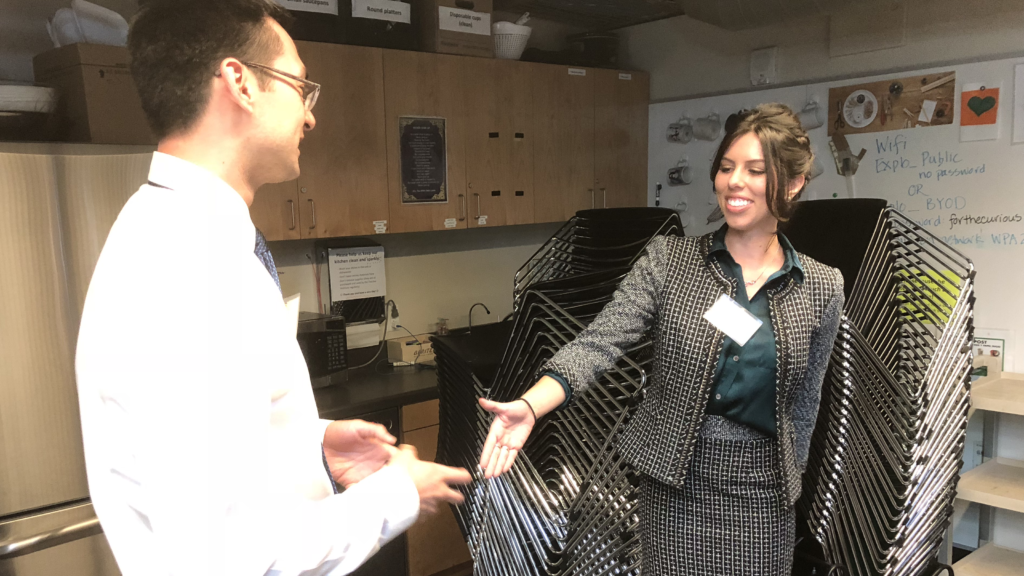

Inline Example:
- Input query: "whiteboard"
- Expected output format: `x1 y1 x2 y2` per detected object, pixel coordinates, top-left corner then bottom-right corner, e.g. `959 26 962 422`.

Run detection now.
648 56 1024 370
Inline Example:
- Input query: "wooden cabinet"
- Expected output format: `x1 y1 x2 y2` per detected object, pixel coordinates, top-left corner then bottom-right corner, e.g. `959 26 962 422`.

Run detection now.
595 69 650 209
532 65 596 223
252 46 650 239
383 50 468 233
463 58 534 228
250 43 389 240
250 180 300 241
532 65 650 222
401 400 472 576
297 42 390 238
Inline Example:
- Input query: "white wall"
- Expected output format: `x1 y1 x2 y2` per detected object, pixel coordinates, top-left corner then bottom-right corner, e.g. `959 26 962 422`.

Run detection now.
269 223 561 339
621 0 1024 102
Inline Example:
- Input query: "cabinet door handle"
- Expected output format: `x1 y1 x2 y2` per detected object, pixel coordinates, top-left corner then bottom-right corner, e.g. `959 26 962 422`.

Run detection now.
589 188 595 209
458 194 466 221
474 193 481 218
287 200 296 230
601 188 607 208
308 199 316 229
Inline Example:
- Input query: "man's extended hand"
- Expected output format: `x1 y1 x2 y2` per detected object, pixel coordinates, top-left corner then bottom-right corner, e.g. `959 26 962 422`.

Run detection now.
323 419 398 488
387 445 472 515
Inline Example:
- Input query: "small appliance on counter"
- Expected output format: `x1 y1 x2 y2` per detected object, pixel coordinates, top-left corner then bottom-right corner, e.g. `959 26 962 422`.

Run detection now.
296 312 348 389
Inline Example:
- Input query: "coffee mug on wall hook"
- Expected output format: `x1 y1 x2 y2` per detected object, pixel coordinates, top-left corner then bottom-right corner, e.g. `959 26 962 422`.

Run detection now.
798 99 826 130
693 112 721 141
666 116 693 144
667 158 693 186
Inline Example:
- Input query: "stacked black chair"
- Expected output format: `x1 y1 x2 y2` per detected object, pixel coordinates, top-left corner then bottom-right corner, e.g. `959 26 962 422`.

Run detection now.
435 208 681 576
436 201 973 576
792 203 975 576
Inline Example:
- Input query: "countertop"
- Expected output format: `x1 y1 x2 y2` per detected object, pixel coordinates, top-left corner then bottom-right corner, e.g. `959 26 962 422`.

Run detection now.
314 362 439 420
313 321 512 421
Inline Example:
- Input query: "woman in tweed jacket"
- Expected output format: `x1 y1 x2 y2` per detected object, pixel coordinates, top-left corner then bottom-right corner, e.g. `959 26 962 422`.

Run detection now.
478 103 845 575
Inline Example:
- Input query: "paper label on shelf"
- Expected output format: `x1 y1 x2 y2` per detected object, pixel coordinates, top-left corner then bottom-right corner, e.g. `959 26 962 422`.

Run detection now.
273 0 338 16
352 0 410 23
372 220 388 234
444 218 458 228
328 246 386 302
478 216 488 226
438 7 490 35
569 68 587 76
619 73 632 80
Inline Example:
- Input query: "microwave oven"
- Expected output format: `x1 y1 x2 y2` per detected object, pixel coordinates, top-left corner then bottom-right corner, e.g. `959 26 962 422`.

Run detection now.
296 312 347 388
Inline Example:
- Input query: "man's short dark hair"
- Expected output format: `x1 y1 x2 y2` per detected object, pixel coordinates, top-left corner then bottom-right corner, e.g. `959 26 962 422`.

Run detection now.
129 0 294 140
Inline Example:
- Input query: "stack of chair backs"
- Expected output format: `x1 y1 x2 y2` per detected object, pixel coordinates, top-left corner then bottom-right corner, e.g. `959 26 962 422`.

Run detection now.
789 201 975 576
435 208 682 576
436 200 973 576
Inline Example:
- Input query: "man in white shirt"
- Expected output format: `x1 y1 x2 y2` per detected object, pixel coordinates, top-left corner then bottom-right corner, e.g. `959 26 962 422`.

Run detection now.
75 1 472 574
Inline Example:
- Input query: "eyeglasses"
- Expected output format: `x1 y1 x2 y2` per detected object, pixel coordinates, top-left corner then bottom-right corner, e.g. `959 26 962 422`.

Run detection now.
239 61 320 112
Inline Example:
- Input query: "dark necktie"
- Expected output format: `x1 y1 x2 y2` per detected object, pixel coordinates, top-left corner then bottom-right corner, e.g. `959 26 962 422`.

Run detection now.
253 228 281 293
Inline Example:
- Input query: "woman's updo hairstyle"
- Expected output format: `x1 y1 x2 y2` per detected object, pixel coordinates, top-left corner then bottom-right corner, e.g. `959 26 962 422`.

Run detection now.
710 103 814 221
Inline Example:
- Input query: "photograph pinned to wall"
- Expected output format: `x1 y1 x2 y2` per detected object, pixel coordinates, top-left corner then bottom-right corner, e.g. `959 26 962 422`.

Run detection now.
828 71 955 136
1014 64 1024 143
399 117 448 204
960 83 1000 142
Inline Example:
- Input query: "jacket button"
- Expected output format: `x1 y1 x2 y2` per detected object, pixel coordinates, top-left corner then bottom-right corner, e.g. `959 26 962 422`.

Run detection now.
732 355 739 362
716 393 722 400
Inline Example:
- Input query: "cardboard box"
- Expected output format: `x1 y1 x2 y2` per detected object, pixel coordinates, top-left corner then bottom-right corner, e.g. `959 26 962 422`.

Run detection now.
387 333 435 364
414 0 493 58
33 43 156 145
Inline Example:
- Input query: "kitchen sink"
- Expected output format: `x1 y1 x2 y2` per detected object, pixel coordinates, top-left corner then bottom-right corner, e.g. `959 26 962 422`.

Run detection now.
431 321 512 386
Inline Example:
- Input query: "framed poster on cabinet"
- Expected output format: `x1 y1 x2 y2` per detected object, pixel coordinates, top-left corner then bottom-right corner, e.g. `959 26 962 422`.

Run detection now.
399 116 447 203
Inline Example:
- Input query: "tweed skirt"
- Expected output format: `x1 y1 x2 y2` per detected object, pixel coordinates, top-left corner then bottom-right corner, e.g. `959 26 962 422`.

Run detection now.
637 417 795 576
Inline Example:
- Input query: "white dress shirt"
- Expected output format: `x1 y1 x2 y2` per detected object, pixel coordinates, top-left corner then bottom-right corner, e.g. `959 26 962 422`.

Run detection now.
76 152 419 576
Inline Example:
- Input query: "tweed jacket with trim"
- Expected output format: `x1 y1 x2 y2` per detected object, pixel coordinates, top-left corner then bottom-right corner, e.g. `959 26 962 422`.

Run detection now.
544 231 844 504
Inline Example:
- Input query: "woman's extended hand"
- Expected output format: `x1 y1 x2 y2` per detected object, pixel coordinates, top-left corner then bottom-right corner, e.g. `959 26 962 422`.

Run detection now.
478 398 536 478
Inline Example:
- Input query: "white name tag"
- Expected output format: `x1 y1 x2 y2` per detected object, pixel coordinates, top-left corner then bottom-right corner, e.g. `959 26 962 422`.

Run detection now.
703 294 763 346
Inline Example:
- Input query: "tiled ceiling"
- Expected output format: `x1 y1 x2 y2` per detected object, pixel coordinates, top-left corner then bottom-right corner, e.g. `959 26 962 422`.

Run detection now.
493 0 685 31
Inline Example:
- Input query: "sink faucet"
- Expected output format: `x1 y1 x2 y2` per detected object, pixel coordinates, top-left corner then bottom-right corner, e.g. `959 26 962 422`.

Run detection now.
468 302 491 334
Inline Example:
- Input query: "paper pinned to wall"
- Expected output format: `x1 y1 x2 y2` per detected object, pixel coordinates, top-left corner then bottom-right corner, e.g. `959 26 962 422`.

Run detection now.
328 246 386 303
960 82 1000 142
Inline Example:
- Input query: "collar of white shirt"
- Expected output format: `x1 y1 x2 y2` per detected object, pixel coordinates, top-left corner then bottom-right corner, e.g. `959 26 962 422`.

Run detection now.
146 151 255 246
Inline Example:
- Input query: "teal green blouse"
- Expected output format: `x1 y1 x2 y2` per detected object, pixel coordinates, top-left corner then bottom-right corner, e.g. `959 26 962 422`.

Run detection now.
705 225 804 437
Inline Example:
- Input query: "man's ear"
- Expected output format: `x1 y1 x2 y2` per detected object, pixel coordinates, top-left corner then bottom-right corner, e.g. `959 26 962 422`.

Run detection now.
216 59 257 113
788 174 806 199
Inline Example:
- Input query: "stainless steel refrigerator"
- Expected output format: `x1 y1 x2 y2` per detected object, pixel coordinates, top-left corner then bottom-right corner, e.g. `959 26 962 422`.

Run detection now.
1 149 151 575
